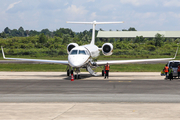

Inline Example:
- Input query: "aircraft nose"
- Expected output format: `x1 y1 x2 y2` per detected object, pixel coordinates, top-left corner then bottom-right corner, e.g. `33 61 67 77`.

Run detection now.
68 55 89 67
71 61 81 67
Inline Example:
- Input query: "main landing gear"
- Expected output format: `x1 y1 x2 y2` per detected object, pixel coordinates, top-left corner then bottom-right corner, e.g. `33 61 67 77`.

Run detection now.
67 65 71 76
67 69 70 76
102 65 105 76
102 70 104 76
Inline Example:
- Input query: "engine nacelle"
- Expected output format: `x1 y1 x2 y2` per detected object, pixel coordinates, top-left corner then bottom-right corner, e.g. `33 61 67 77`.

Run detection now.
67 43 79 54
102 43 113 56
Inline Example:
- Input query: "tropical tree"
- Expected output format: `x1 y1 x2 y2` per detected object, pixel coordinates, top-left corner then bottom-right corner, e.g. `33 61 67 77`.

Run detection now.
155 33 163 47
39 33 47 43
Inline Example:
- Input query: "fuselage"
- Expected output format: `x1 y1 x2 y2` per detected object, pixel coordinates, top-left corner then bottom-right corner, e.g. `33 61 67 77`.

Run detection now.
68 44 99 68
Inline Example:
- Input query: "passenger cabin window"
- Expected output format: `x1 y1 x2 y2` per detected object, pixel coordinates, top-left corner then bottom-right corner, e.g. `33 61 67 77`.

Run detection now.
79 50 86 55
70 50 78 55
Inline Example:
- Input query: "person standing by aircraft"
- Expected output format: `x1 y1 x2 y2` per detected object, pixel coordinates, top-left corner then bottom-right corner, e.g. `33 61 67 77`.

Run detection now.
164 64 169 79
169 67 173 81
178 64 180 78
104 63 110 79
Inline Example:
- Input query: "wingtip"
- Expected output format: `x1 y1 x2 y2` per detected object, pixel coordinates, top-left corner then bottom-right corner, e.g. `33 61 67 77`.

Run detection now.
173 45 179 59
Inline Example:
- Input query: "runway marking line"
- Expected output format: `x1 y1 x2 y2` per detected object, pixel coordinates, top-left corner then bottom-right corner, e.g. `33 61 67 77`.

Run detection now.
109 81 132 83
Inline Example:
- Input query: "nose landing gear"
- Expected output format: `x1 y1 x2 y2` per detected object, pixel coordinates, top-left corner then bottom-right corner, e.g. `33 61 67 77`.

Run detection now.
74 74 81 79
67 67 81 80
66 65 71 76
74 68 81 79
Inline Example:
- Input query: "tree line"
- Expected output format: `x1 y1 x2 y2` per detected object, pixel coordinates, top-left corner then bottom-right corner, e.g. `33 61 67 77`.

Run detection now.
0 26 179 58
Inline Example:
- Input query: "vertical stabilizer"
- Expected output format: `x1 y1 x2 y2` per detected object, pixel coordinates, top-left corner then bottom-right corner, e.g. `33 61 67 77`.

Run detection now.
66 21 124 45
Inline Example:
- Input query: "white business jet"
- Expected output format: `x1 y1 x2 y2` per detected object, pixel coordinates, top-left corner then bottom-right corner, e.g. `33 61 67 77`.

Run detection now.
1 21 179 79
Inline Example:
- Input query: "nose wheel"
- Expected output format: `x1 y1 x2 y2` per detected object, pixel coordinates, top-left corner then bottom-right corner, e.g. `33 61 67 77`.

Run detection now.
74 75 81 79
69 69 81 80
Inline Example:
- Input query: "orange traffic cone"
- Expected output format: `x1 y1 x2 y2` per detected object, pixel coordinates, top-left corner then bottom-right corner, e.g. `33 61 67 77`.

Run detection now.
71 74 74 81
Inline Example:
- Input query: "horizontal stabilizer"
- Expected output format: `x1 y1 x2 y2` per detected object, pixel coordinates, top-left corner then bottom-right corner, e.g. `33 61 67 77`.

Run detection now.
67 20 124 45
66 21 124 25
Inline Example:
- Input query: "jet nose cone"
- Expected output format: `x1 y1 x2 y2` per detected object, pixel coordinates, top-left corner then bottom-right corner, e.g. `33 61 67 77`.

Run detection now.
68 55 89 67
68 55 81 67
71 62 82 67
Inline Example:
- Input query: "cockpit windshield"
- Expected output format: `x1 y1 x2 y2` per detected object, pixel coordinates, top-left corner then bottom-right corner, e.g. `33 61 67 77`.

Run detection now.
79 50 86 55
70 50 78 55
70 49 88 55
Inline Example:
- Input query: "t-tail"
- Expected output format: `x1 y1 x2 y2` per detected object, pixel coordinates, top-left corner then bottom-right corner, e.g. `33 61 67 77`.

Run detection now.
66 21 124 45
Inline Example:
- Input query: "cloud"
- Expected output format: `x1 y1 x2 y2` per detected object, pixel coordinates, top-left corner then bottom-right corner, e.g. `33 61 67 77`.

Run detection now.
120 0 154 6
167 12 180 18
135 12 157 19
6 1 22 11
65 5 88 20
91 12 97 19
99 4 116 12
87 0 95 2
163 0 180 7
64 2 69 6
1 0 180 32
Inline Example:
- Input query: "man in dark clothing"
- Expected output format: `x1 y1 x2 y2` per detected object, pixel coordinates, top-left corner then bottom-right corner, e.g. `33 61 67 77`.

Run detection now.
178 64 180 78
169 67 173 81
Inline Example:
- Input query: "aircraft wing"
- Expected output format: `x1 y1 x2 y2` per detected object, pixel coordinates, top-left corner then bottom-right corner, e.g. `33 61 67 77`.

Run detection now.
1 47 69 65
96 58 174 66
96 46 179 66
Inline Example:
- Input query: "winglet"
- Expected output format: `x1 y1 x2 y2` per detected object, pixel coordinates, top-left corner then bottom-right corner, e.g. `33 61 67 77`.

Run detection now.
1 46 6 59
173 45 179 59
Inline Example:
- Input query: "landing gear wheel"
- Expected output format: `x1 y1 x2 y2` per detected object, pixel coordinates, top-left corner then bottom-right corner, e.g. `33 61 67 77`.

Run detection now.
74 75 77 79
71 70 73 75
78 75 81 79
67 70 69 76
102 70 104 76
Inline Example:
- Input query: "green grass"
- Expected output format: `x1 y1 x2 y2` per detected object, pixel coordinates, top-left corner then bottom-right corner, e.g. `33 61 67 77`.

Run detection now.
0 52 177 72
109 64 165 72
0 63 165 72
0 64 67 72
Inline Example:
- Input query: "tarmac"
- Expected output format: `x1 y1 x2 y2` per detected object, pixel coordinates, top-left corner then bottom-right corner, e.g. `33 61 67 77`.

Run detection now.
0 71 165 80
0 72 180 120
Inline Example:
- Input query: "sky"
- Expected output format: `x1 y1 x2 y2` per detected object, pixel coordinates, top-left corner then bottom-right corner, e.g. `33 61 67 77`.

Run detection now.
0 0 180 32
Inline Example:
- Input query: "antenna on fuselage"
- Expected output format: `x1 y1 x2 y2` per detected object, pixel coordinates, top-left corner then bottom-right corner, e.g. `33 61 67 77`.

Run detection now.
66 21 124 45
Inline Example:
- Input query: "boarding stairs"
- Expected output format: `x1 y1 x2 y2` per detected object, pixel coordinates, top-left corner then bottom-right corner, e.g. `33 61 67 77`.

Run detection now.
87 65 98 76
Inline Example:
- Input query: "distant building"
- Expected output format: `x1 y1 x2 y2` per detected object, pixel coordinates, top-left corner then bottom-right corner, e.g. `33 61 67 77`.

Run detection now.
97 31 180 38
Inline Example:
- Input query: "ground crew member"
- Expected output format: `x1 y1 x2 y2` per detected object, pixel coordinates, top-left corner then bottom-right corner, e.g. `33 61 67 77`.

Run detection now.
169 67 173 81
164 64 169 79
104 63 110 79
178 64 180 78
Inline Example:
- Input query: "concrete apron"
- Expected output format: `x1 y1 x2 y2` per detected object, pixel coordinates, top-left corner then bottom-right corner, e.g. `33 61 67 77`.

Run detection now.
0 103 179 120
0 72 166 80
